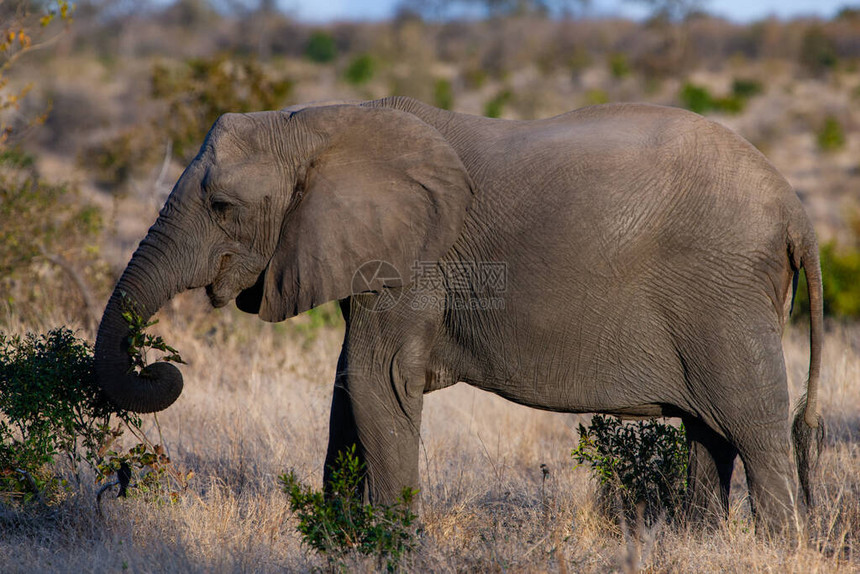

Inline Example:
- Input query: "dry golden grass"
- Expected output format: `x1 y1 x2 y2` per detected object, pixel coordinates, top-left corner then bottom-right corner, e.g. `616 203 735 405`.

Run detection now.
1 303 858 572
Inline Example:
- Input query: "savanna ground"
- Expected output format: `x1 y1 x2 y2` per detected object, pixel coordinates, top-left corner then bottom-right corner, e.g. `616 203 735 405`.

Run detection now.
2 1 860 571
1 305 859 572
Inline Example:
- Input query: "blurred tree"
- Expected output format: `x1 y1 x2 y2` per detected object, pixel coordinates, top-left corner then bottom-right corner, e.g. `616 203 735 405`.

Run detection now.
150 54 293 161
0 1 105 329
305 30 337 63
627 0 705 21
1 0 74 145
397 0 590 20
800 25 838 76
160 0 218 29
344 54 375 85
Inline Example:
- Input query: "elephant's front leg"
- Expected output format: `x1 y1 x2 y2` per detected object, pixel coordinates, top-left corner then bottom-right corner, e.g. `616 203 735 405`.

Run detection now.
324 369 423 505
323 297 434 505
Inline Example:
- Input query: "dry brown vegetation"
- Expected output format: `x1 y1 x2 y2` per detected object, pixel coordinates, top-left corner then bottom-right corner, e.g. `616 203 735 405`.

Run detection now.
2 1 860 571
1 305 858 572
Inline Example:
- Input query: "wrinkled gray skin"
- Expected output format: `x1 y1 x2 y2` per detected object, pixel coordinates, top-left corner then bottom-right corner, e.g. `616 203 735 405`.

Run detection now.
95 98 824 533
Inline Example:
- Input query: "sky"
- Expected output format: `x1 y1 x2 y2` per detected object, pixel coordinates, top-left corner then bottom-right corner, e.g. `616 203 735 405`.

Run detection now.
284 0 855 23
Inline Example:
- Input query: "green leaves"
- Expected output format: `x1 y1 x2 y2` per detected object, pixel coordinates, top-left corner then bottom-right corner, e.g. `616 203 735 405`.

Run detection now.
0 328 138 504
280 445 418 571
0 326 190 506
120 295 186 373
572 415 688 522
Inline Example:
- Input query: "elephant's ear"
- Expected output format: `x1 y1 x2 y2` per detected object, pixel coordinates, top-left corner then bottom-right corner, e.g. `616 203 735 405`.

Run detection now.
256 105 474 322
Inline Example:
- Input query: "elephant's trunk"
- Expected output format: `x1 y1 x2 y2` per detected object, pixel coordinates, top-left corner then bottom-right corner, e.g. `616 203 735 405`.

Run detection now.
95 224 202 413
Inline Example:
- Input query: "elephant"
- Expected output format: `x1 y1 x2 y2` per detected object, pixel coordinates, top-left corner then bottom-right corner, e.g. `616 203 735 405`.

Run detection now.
94 97 824 533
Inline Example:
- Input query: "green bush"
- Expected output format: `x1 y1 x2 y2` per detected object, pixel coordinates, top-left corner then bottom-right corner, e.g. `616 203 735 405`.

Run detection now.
572 415 688 523
679 82 714 114
800 26 838 76
305 30 337 63
817 116 846 152
149 54 293 162
0 322 189 506
0 328 136 504
731 78 763 99
484 89 513 118
344 54 375 85
433 78 454 110
679 79 763 116
280 445 418 571
585 89 609 106
93 52 295 181
609 52 631 79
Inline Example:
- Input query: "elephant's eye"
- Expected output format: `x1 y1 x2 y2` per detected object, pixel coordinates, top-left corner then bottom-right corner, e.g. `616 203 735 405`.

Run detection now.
211 200 230 213
209 197 234 216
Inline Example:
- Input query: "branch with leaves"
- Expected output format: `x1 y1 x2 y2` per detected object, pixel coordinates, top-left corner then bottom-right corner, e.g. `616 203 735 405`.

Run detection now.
0 0 75 146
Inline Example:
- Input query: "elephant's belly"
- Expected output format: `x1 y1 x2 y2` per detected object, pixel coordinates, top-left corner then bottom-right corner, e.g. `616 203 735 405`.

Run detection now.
431 298 690 415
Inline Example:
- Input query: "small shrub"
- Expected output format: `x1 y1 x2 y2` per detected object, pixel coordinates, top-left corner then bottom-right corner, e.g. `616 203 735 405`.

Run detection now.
484 89 513 118
712 94 745 114
679 82 714 114
609 52 631 79
344 54 375 85
800 26 838 76
0 328 137 504
291 301 343 347
462 67 488 90
305 30 337 63
150 54 293 161
680 81 758 115
88 128 160 187
280 445 418 571
817 116 846 152
572 415 688 523
433 78 454 110
731 78 763 99
585 89 609 106
0 323 190 507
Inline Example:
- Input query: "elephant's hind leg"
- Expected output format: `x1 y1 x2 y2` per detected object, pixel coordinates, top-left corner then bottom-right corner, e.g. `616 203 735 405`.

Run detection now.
683 417 738 525
698 331 796 535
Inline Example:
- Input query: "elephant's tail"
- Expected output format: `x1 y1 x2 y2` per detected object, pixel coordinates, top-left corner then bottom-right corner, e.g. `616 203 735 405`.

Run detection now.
788 210 825 508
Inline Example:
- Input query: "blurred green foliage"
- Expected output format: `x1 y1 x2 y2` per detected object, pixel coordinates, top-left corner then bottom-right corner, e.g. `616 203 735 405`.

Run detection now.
679 77 763 115
433 78 454 110
151 54 293 161
585 89 610 105
816 116 846 152
800 26 839 76
89 129 159 186
731 78 763 99
306 30 338 63
793 242 860 321
344 54 375 85
484 89 513 118
679 82 713 113
0 149 103 318
609 52 631 79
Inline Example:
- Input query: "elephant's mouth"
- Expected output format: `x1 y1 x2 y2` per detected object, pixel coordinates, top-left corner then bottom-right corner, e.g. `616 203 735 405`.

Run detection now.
206 251 266 309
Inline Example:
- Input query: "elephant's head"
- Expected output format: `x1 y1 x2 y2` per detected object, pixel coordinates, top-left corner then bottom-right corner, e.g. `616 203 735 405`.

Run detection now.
95 104 473 413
